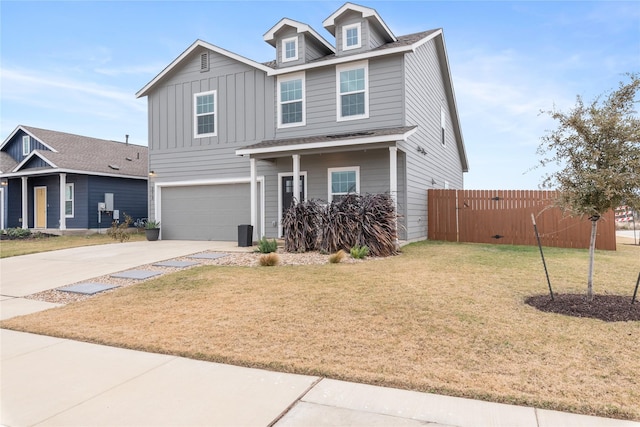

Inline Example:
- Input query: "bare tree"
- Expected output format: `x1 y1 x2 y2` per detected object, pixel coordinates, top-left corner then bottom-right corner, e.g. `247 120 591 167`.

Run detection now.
538 73 640 300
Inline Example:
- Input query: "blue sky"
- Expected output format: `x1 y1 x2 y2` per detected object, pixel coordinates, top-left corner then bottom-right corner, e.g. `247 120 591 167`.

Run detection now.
1 1 638 189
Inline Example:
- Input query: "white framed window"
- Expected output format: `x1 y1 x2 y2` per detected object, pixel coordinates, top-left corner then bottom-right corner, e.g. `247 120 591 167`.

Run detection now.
278 72 305 128
194 90 217 137
342 23 361 51
282 36 298 63
22 135 30 155
336 61 368 121
65 183 74 217
440 107 446 146
328 166 360 202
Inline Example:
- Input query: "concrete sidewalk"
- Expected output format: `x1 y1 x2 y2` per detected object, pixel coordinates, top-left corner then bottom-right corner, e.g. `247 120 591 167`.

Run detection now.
1 242 638 426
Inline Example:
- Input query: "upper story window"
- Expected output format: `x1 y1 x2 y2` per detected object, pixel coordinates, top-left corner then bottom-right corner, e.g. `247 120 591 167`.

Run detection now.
22 135 30 155
342 23 361 51
194 90 217 137
278 72 305 128
282 36 298 63
336 61 368 121
65 183 74 217
328 166 360 202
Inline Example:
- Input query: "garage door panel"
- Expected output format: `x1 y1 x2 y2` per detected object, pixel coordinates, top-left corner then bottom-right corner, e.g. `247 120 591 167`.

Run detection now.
161 184 250 241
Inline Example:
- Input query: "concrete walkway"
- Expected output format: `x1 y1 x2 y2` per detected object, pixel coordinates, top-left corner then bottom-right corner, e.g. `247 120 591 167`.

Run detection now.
1 241 638 426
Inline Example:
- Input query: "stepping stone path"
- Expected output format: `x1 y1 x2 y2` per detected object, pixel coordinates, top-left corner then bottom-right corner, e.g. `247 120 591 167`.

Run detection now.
59 283 120 295
187 253 229 260
153 260 200 268
110 270 163 280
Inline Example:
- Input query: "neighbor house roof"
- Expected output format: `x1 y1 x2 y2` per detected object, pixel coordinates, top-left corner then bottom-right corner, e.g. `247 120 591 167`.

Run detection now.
0 125 148 179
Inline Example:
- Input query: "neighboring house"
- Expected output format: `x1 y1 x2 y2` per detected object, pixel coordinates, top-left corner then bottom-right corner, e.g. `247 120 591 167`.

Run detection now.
136 2 468 242
0 125 148 232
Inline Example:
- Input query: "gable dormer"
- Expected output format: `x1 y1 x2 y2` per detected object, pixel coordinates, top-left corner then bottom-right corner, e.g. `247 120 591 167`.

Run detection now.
322 2 396 56
263 18 335 68
0 127 54 164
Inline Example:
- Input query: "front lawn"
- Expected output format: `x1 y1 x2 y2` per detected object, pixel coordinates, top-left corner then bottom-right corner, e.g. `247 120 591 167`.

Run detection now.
2 240 638 420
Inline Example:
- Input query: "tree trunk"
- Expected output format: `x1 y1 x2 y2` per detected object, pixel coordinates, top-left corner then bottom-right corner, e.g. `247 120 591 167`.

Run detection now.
587 217 599 301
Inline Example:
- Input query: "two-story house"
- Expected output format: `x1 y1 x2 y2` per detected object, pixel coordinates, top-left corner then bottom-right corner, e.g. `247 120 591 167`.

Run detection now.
136 2 468 242
0 126 148 232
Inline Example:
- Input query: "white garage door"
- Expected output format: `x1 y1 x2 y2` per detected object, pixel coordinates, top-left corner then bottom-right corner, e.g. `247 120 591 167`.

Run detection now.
160 184 251 241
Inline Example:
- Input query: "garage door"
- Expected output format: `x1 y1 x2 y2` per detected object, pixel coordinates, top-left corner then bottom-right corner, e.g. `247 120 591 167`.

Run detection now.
161 184 250 241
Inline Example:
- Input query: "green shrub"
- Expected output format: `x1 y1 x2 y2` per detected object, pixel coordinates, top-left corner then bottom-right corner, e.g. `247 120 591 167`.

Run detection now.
328 249 347 263
5 227 31 239
350 245 370 259
256 237 278 253
259 252 280 266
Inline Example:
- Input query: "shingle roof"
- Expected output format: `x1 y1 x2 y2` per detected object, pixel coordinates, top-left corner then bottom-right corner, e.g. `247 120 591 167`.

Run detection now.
264 30 439 70
5 126 148 178
237 125 417 156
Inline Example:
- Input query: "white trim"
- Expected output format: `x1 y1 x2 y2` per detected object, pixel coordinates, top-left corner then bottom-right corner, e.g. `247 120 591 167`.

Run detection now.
154 177 265 241
21 177 28 229
263 18 335 53
336 60 369 122
277 72 306 128
12 151 57 172
65 182 74 218
0 187 5 230
22 135 30 156
322 2 396 42
194 90 217 138
2 169 147 181
236 127 417 156
34 186 47 229
327 166 360 202
137 39 273 98
59 173 67 230
342 23 362 51
281 36 298 63
266 30 441 76
0 125 58 152
277 171 308 237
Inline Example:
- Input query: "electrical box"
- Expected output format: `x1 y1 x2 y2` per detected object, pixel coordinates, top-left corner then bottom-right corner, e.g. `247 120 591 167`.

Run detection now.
105 193 114 211
113 210 119 220
98 202 106 212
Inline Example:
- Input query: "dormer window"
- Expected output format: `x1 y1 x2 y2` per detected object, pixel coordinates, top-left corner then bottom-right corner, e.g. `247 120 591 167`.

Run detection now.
282 36 298 62
342 23 361 51
22 135 30 155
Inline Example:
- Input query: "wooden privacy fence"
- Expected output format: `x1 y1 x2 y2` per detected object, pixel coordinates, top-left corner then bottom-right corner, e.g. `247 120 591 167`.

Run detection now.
427 189 616 250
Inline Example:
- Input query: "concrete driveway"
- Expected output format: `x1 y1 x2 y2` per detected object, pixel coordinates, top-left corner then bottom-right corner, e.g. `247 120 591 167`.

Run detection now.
0 240 251 319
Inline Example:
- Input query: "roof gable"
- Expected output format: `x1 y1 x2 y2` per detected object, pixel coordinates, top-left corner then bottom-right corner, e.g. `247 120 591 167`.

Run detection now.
322 2 396 43
136 39 274 98
263 18 335 54
0 125 148 178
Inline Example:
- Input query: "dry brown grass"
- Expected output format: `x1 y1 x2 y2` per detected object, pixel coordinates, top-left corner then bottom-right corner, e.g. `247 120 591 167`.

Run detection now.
0 232 146 258
2 239 639 420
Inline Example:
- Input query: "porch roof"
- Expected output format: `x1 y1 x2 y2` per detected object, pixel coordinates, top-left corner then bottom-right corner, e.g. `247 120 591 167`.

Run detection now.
236 125 417 157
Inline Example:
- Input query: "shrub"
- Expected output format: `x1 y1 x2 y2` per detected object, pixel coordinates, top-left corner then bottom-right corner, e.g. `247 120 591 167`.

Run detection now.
257 237 278 253
328 249 347 264
107 213 132 243
281 193 398 257
145 219 160 229
5 227 32 239
350 245 370 259
259 252 280 266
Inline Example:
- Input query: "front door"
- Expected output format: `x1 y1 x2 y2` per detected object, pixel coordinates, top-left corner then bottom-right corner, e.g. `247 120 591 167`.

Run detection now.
281 175 305 214
35 186 47 228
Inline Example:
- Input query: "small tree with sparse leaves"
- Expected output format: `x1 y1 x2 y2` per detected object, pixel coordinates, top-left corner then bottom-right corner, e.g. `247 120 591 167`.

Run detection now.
537 73 640 300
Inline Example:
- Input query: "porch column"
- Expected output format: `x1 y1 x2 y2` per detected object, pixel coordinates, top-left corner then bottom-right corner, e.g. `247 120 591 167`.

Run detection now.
59 173 67 230
292 154 300 205
21 176 28 229
389 146 398 244
389 147 398 209
250 157 257 239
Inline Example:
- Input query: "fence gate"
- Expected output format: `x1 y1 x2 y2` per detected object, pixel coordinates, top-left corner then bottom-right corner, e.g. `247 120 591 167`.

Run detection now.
427 189 616 250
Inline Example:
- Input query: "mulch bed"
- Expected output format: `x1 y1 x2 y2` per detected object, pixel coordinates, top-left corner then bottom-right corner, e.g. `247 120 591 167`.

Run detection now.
526 294 640 322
